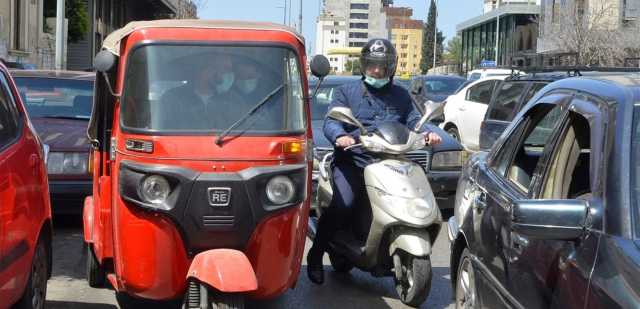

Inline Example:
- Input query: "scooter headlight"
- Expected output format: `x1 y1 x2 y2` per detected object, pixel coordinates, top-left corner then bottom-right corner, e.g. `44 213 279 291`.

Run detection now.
407 198 434 219
266 175 295 205
139 175 171 205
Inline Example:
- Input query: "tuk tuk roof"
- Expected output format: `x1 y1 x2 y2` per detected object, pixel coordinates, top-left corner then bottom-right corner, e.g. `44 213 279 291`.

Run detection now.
102 19 305 56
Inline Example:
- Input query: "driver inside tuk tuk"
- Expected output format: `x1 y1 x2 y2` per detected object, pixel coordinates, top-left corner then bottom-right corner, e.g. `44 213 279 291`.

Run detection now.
158 53 241 130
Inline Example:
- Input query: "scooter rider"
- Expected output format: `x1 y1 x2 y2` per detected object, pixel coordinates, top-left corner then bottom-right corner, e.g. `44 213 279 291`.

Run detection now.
307 38 442 284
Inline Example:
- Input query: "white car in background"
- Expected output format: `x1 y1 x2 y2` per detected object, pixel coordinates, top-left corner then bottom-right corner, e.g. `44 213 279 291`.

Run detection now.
467 68 516 81
441 76 507 152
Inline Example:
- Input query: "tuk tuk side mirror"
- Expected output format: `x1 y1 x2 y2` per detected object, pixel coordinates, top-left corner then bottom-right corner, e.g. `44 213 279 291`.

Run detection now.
326 107 367 134
310 55 330 79
94 50 120 98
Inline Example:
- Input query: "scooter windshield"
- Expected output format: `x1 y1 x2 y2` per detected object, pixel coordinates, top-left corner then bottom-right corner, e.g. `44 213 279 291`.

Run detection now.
121 44 305 134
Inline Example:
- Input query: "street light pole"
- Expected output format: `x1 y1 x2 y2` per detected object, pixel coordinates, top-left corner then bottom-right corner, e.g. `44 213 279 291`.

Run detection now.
55 0 65 70
299 0 303 33
432 0 438 70
495 0 500 64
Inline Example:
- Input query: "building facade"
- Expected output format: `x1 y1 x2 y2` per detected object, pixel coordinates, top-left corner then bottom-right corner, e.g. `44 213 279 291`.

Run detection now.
315 0 392 73
386 7 423 76
537 0 640 66
457 0 540 74
0 0 56 68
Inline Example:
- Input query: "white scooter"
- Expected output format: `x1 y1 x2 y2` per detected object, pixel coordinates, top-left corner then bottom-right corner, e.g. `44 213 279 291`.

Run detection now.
308 105 443 308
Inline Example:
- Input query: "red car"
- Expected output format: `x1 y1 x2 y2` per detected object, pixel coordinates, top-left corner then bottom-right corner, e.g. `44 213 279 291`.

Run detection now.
0 65 52 308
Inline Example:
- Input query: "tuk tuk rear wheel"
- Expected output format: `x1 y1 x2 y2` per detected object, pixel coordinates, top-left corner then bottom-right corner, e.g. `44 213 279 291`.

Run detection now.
86 245 105 287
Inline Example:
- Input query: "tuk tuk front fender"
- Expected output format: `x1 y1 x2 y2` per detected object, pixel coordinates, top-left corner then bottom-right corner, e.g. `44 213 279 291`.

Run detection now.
83 196 94 243
187 249 258 293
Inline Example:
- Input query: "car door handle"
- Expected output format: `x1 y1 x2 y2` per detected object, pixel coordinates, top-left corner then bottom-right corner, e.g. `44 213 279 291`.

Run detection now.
473 191 487 212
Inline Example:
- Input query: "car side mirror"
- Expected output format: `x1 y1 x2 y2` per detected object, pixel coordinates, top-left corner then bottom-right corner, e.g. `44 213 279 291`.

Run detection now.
415 101 445 130
326 107 367 134
310 55 330 79
410 81 423 95
512 199 588 240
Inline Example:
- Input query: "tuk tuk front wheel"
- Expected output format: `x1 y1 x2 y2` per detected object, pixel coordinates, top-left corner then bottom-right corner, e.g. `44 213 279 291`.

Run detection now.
85 245 105 287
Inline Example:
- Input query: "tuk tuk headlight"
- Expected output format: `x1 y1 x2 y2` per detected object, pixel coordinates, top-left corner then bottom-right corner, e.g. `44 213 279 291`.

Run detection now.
47 152 89 175
139 175 171 205
266 175 295 205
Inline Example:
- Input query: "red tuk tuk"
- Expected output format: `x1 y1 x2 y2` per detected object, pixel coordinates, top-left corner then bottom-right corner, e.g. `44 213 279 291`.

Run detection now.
83 20 329 308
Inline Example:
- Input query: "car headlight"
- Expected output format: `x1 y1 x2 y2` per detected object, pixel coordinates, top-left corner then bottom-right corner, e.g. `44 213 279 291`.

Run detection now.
139 175 171 205
431 151 463 170
374 188 436 221
266 175 295 205
47 152 89 175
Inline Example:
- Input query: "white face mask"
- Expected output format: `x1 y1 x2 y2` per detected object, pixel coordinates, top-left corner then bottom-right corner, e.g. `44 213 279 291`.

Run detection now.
238 78 258 94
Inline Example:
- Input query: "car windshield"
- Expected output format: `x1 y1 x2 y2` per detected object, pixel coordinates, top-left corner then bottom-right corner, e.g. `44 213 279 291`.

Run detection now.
424 78 466 95
14 77 93 120
121 45 305 133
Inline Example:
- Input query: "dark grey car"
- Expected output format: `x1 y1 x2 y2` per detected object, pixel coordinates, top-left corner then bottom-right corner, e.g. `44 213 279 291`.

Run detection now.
310 76 464 209
448 73 640 308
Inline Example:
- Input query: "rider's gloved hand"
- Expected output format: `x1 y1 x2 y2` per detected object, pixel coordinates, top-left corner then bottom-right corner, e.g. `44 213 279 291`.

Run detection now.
336 135 356 148
425 132 442 146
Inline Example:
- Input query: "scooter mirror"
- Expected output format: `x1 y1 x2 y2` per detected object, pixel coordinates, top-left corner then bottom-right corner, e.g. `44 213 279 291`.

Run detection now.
415 101 445 131
326 107 367 134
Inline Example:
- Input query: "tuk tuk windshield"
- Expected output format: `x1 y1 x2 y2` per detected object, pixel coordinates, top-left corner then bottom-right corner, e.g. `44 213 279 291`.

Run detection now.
122 45 305 134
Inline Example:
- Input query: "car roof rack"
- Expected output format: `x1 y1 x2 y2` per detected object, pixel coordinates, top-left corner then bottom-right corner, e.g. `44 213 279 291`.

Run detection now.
506 66 640 79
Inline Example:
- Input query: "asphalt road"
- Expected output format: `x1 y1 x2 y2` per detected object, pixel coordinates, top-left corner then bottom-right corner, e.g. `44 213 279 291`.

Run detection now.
46 213 455 309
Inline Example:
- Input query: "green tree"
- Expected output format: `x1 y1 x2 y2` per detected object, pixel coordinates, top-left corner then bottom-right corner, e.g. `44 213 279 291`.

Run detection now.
420 0 445 73
345 58 361 75
444 35 462 64
44 0 90 43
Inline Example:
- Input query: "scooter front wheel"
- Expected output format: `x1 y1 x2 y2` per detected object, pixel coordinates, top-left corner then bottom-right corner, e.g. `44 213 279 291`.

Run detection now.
393 251 432 308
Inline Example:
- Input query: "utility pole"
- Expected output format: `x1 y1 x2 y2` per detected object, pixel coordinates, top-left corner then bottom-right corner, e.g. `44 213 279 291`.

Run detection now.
432 0 438 70
288 0 292 26
55 0 65 70
495 0 500 64
299 0 303 33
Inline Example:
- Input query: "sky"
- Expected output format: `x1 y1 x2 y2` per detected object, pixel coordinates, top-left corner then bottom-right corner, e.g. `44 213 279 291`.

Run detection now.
198 0 483 55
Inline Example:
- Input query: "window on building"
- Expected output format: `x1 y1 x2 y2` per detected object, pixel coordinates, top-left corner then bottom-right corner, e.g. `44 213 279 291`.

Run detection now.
349 32 368 39
350 3 369 10
552 0 560 23
349 42 366 47
402 35 409 40
350 13 368 19
401 44 408 49
334 21 339 26
12 0 26 50
401 53 408 58
350 23 369 29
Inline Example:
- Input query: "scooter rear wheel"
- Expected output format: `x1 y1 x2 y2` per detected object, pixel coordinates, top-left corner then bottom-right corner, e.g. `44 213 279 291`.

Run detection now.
329 251 354 273
393 251 432 308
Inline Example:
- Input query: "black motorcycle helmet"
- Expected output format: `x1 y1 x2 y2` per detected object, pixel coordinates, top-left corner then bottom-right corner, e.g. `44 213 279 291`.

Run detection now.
360 38 398 79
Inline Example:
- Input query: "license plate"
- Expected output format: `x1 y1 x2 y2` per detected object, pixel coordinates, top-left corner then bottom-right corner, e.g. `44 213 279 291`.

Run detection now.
208 187 231 207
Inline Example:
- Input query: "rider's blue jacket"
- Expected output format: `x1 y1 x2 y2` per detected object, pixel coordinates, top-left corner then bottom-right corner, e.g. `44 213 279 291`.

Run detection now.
323 80 431 168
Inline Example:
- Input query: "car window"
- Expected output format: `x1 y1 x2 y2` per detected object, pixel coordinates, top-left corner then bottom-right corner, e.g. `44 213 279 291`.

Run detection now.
506 104 564 193
311 86 334 120
486 81 529 122
541 112 591 199
14 77 94 120
522 82 549 105
465 80 496 104
425 79 466 95
633 105 640 237
491 103 565 193
0 73 20 149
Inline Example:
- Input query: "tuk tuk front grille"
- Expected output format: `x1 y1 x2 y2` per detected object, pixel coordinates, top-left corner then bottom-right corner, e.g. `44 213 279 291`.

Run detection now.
203 215 235 227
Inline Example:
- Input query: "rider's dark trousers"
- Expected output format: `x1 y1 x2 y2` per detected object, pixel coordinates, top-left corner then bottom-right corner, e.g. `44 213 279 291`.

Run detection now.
311 161 365 255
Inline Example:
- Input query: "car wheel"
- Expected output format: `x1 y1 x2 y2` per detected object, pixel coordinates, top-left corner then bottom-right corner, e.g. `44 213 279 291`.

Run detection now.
455 248 477 309
447 126 461 142
15 236 49 309
86 244 105 287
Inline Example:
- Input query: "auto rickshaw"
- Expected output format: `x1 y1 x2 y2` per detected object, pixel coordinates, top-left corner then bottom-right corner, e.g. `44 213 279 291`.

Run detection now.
83 20 330 308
